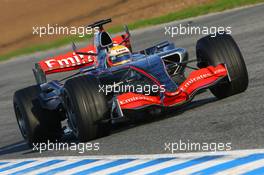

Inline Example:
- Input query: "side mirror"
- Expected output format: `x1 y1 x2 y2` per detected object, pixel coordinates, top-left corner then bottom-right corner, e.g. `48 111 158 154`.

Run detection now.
119 25 131 45
124 25 130 37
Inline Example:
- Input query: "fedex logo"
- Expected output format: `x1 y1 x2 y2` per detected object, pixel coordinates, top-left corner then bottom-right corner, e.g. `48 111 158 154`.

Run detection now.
44 52 95 69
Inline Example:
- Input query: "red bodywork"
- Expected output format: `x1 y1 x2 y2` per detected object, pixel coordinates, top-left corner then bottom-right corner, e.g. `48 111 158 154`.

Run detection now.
117 64 227 109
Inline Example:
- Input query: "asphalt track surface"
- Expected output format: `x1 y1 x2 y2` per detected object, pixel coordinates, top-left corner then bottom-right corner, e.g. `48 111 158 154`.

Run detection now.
0 4 263 159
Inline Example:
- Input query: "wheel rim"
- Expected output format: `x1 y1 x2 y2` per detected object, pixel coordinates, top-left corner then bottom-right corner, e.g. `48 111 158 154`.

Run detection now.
64 92 79 137
14 104 27 138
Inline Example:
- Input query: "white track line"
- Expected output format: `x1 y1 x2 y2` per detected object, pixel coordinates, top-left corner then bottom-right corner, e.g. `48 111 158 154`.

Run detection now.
168 156 239 175
0 149 264 174
26 160 70 175
55 159 114 175
89 159 148 175
0 162 11 169
1 160 45 175
126 158 192 175
215 158 264 175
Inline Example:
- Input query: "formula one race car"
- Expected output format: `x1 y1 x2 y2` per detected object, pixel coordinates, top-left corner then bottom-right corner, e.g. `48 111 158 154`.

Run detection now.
13 19 248 145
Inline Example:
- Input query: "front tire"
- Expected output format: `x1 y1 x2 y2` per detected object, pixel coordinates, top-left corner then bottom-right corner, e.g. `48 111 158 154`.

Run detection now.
196 33 248 99
13 85 62 146
63 76 110 142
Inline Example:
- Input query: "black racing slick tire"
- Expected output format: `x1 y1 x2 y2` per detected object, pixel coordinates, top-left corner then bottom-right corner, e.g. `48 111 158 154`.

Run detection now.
13 85 62 147
196 33 248 99
63 76 110 142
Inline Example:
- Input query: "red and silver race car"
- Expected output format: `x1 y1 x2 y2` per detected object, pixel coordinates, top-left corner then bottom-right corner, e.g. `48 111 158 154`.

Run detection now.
13 19 248 145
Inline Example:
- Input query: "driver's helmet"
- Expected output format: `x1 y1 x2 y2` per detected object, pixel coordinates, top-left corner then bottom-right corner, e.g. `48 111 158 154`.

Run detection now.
107 45 131 67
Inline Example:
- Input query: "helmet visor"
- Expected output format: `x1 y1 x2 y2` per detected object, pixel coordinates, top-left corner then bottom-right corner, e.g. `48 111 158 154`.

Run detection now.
110 53 131 65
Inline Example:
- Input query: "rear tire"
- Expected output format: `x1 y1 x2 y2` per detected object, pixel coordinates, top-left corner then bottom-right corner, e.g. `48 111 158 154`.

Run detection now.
63 76 111 142
13 85 62 147
196 33 248 99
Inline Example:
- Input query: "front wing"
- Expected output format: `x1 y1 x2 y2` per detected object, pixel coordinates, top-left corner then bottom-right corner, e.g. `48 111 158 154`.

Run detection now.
117 64 227 109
